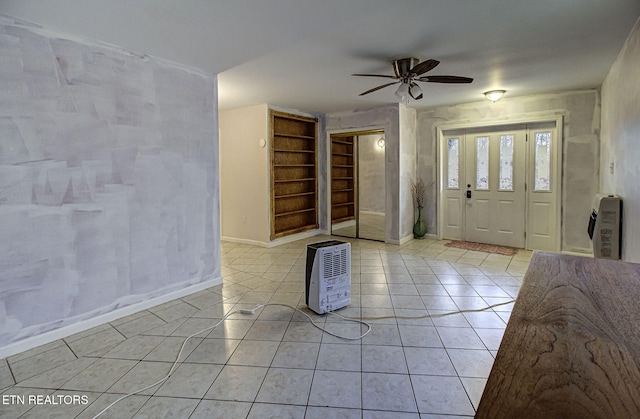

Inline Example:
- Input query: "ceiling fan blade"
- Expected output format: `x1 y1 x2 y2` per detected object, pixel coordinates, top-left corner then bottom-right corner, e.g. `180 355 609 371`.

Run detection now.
358 81 400 96
352 73 398 79
418 75 473 83
410 59 440 76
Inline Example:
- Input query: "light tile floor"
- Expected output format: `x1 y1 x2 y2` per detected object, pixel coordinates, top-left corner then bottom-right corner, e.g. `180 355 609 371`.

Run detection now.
1 236 532 418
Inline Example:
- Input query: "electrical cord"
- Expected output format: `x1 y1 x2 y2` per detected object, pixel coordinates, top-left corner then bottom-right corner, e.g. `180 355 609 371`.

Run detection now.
92 303 370 418
92 299 512 418
339 298 516 321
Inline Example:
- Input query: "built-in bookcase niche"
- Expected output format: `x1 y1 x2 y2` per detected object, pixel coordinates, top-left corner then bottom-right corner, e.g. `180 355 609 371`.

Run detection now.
270 110 318 240
331 135 356 224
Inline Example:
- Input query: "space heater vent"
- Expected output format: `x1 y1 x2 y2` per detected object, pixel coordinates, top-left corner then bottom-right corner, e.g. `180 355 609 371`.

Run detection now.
323 248 348 279
305 240 351 314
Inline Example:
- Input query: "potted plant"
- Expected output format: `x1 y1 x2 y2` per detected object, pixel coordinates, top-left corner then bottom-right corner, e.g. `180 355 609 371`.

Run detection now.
411 178 428 239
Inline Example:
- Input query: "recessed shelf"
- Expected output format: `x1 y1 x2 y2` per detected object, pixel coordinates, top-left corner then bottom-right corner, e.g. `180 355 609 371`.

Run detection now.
271 110 318 240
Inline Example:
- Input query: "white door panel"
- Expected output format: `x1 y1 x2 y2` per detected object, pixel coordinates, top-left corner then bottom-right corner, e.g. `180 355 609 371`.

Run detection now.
464 129 526 248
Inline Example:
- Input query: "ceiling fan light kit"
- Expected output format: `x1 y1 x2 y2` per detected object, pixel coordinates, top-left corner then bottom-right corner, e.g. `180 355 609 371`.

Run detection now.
484 90 506 102
353 57 473 102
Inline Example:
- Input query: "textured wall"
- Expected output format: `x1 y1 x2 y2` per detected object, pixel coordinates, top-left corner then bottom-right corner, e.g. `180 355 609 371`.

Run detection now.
0 16 220 349
417 90 600 252
601 18 640 262
399 105 417 240
357 134 385 213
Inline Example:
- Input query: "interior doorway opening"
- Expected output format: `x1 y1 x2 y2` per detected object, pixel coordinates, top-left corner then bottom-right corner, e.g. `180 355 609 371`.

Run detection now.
330 130 386 242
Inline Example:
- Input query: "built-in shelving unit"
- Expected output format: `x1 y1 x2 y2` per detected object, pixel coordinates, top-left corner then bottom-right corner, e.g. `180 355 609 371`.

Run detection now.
331 135 356 224
270 110 318 240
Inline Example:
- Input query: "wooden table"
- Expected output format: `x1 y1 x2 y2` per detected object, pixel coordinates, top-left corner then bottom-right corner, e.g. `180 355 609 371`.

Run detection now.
476 252 640 419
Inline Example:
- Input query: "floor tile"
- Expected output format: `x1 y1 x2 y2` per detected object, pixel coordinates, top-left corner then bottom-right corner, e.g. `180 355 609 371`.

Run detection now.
362 345 407 373
154 362 222 398
226 340 280 367
404 347 456 376
446 348 495 378
361 373 417 412
247 403 306 419
204 365 268 402
306 406 361 419
184 337 240 364
133 396 199 418
316 343 361 372
410 375 475 415
255 367 313 405
398 325 442 347
190 400 252 419
9 344 77 383
271 341 320 369
62 358 138 393
308 370 361 409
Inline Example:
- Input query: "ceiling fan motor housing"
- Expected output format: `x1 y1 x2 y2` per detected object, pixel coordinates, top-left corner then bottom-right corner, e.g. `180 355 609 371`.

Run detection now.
393 57 419 78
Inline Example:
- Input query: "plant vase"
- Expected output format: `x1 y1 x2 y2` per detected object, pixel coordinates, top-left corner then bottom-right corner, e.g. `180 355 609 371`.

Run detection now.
413 205 427 239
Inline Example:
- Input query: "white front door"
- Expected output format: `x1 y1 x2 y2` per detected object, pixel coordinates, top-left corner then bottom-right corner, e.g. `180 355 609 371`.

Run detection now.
464 128 526 247
441 122 559 251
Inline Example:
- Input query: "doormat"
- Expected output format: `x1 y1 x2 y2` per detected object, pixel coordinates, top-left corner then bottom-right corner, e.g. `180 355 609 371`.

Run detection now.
445 240 519 256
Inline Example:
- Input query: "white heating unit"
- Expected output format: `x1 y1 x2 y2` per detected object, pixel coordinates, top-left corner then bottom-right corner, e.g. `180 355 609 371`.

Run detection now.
587 194 622 259
305 240 351 314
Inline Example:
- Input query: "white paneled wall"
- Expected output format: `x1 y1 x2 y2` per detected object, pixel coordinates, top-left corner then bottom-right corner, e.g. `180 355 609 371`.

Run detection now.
0 15 220 354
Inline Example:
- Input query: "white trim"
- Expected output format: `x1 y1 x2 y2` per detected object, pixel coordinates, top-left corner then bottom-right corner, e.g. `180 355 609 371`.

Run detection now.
0 276 222 359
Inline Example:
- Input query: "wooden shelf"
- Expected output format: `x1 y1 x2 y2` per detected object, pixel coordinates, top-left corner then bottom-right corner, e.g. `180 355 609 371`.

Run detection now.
274 149 315 154
274 133 315 140
332 139 354 145
275 191 315 199
330 135 356 227
270 110 318 240
274 178 315 183
274 207 316 217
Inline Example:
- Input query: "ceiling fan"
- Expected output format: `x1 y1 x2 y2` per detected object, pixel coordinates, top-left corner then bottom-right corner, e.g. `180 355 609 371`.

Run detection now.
353 57 473 100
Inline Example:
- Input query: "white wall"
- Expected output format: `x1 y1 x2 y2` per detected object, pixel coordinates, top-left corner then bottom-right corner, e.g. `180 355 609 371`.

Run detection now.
0 15 221 354
219 104 269 244
399 105 418 241
601 17 640 262
416 90 600 253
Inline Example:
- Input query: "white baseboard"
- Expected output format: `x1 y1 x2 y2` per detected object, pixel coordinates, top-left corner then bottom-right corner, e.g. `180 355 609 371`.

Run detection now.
221 235 270 247
0 276 222 359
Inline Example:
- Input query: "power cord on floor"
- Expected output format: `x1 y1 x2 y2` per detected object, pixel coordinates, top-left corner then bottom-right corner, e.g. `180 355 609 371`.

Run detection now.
92 303 370 418
92 299 513 418
339 298 516 321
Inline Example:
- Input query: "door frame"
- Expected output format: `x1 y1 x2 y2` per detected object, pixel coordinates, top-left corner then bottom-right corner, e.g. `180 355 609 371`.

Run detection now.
436 115 563 251
326 126 387 242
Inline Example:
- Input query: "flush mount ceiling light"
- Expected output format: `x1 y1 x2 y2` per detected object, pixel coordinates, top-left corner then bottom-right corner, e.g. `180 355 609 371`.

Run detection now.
484 90 506 102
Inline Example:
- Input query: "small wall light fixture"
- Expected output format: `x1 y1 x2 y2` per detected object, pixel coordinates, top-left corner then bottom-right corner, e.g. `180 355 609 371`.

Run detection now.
377 138 386 148
484 90 506 102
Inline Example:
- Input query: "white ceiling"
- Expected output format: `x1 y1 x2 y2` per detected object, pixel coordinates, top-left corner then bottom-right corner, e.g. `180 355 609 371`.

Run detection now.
2 1 639 114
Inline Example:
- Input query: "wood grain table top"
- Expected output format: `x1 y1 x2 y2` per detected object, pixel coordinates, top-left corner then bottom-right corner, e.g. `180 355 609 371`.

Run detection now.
476 252 640 419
